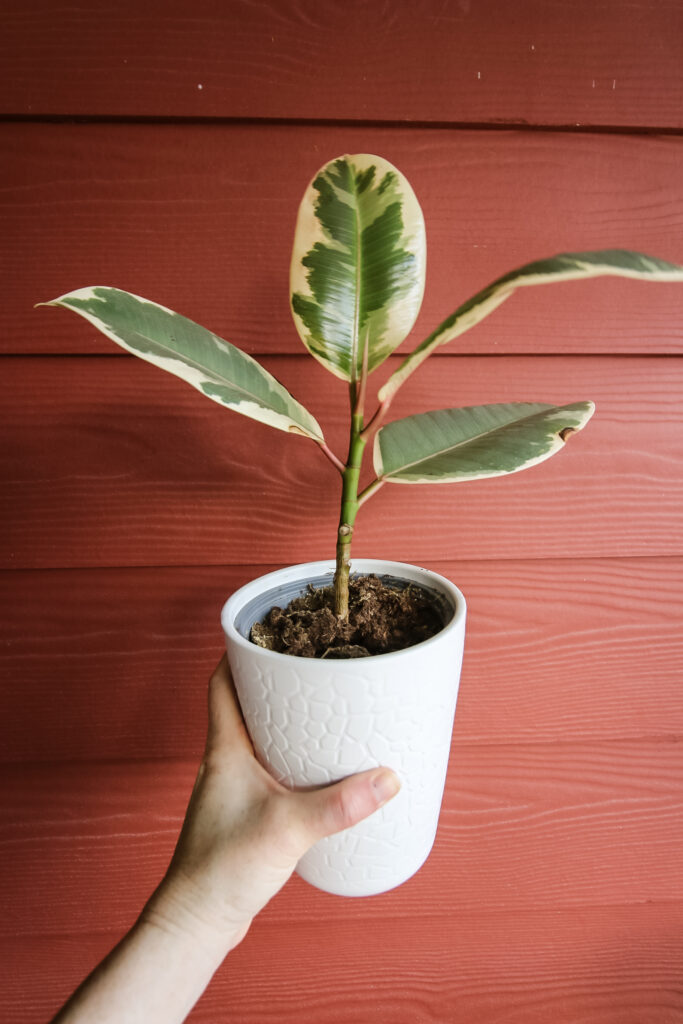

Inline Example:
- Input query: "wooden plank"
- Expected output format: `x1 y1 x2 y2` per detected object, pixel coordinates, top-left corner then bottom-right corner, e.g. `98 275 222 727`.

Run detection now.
1 558 681 762
6 904 683 1024
2 354 683 568
5 123 682 356
2 0 683 128
2 748 682 940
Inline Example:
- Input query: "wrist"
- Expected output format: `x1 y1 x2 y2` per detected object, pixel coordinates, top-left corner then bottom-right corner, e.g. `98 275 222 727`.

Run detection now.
142 871 250 964
52 886 240 1024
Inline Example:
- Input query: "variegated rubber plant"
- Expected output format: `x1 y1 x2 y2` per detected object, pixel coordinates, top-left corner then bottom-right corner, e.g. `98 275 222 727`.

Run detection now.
42 154 683 619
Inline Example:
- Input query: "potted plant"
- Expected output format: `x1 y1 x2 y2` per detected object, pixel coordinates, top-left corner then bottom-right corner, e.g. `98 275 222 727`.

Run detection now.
41 153 683 896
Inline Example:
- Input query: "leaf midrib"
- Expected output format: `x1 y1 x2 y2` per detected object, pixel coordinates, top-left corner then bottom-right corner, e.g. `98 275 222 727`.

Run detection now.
351 172 362 384
87 310 299 420
381 407 557 477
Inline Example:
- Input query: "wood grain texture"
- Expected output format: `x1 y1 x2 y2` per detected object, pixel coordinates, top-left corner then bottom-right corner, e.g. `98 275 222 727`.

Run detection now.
1 558 681 762
4 7 683 1024
3 354 682 569
7 905 683 1024
2 0 683 128
2 746 682 940
5 124 681 356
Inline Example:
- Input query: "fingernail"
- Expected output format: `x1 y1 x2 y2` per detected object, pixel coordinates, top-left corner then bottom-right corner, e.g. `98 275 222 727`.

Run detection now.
372 769 401 804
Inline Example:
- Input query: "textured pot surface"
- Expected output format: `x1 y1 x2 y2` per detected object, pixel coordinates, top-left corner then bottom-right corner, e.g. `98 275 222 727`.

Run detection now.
222 560 466 897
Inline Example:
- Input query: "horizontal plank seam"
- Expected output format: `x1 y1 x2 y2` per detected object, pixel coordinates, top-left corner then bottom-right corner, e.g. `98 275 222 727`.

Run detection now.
2 114 683 137
1 553 683 576
4 734 683 773
3 551 683 572
10 899 683 941
3 352 683 362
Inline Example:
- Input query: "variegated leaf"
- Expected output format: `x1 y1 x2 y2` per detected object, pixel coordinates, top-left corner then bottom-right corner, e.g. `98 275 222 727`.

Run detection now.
374 401 595 483
43 287 324 441
290 153 426 382
379 249 683 402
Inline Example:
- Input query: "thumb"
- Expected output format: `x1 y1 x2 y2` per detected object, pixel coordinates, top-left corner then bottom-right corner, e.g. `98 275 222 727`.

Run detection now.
296 768 401 846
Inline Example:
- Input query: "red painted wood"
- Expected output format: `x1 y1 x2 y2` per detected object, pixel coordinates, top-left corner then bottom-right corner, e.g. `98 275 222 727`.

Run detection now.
7 904 683 1024
3 355 682 569
7 124 683 356
3 15 682 1024
1 558 681 762
2 0 682 128
2 747 682 938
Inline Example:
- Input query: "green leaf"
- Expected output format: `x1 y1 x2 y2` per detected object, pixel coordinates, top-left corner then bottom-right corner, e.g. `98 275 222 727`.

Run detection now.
379 249 683 402
290 153 426 381
42 287 324 442
374 401 595 483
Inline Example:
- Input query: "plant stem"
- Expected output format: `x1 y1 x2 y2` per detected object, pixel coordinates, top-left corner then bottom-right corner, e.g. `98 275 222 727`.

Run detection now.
357 477 385 507
359 395 393 442
333 411 366 619
316 440 345 474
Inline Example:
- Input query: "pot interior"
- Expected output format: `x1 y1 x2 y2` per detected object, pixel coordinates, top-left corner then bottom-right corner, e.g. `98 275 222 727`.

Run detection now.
233 569 455 642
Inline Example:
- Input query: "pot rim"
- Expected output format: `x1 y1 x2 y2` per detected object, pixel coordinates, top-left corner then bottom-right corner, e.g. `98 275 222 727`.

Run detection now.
222 558 466 665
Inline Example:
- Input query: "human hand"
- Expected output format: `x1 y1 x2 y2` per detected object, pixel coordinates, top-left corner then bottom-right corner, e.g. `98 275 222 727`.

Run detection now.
144 656 400 953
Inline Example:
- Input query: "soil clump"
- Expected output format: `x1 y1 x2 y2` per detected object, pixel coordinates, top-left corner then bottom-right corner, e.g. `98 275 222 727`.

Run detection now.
250 574 446 659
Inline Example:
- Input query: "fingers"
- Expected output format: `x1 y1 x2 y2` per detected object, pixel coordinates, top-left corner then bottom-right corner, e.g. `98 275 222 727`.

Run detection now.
295 768 401 845
206 658 401 857
206 655 253 754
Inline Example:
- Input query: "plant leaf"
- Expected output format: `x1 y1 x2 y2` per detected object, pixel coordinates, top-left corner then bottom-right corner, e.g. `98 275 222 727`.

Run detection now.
374 401 595 483
379 249 683 402
290 153 426 382
43 287 325 442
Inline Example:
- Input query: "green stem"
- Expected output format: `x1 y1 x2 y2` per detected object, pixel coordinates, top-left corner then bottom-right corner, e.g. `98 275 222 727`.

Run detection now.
357 477 385 507
333 411 366 619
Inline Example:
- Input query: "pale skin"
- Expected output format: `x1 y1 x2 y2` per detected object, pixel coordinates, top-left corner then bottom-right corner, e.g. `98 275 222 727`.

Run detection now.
51 656 401 1024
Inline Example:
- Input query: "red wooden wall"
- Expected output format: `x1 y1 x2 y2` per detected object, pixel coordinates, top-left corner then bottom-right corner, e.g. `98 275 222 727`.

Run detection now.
2 2 683 1021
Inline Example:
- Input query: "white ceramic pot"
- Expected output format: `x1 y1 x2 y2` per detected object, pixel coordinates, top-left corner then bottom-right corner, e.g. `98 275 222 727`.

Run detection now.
221 559 466 897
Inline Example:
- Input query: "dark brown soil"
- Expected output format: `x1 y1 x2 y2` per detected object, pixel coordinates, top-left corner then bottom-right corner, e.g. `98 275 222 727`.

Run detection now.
250 574 448 659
